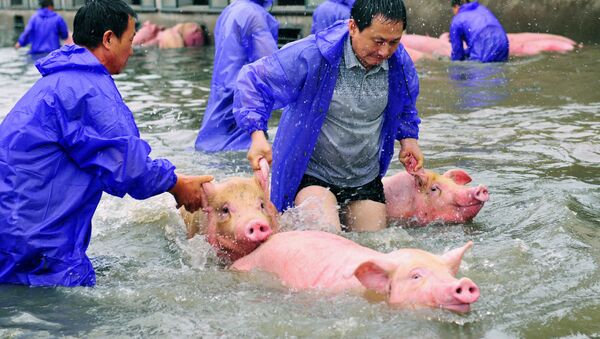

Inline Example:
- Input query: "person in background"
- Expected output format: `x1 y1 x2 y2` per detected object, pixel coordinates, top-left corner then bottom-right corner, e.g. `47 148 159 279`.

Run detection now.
0 0 213 287
311 0 355 34
234 0 423 233
194 0 279 152
449 0 509 63
14 0 69 55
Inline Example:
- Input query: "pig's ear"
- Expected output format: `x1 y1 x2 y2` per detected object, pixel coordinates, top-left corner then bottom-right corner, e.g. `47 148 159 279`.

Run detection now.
200 181 215 211
354 259 396 295
443 169 472 185
441 241 473 276
411 171 429 190
253 158 270 199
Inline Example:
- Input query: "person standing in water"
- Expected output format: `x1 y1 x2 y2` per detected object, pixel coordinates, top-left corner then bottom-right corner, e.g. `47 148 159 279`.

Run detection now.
0 0 212 287
449 0 509 63
15 0 69 55
194 0 279 152
234 0 424 232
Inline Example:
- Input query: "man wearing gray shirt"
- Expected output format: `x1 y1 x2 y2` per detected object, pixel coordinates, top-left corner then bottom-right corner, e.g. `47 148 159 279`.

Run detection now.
234 0 423 232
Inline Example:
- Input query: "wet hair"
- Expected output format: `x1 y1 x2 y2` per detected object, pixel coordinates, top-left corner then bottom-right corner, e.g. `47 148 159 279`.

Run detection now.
350 0 408 32
451 0 469 6
73 0 137 49
39 0 53 8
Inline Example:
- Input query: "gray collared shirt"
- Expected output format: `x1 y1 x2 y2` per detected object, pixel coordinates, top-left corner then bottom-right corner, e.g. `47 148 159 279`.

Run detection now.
305 36 389 187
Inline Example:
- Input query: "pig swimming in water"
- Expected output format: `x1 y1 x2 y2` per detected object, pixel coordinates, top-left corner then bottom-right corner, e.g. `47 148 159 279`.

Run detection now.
180 159 279 262
231 230 480 313
383 167 489 226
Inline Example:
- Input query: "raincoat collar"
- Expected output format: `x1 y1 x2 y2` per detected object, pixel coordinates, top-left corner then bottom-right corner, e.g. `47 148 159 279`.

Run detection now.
247 0 273 9
35 44 110 77
330 0 355 6
315 20 349 64
459 1 479 12
37 7 57 18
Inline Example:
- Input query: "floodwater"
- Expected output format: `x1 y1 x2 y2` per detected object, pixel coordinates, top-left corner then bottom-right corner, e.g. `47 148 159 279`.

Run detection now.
0 39 599 338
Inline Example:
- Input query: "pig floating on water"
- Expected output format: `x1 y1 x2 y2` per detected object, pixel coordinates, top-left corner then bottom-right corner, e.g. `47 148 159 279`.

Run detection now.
232 230 480 313
383 167 489 226
133 21 205 49
180 159 279 262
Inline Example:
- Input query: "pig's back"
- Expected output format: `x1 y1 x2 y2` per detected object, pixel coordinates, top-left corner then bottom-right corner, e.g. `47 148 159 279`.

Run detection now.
230 230 382 291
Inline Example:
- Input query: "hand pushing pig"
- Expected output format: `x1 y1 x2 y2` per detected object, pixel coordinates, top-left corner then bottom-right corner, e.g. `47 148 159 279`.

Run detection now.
231 230 480 313
180 159 279 262
383 166 489 226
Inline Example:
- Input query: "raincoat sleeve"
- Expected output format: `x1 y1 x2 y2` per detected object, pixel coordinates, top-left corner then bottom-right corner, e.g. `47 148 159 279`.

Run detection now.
234 47 308 134
57 16 69 40
395 48 421 140
248 19 279 63
18 15 37 47
58 103 177 200
449 20 466 61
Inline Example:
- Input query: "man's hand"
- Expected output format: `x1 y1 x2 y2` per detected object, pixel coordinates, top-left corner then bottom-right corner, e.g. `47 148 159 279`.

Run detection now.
169 174 214 212
14 42 21 49
399 138 424 173
248 130 272 170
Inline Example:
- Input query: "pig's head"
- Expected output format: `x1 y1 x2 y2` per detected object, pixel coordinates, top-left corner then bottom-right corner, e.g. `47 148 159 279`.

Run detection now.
410 169 489 224
200 160 279 262
354 241 479 313
178 22 205 47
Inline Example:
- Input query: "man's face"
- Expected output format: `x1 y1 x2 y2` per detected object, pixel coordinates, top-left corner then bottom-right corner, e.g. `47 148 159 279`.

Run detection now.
107 16 135 74
348 16 404 69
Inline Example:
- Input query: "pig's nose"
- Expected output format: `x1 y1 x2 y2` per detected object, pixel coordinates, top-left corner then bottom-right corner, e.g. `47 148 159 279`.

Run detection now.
244 220 272 242
452 278 480 304
474 185 489 202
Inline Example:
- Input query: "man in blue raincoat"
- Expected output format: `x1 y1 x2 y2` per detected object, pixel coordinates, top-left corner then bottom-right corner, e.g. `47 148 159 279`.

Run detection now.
311 0 355 34
14 0 69 55
449 0 509 63
194 0 279 152
234 0 424 232
0 0 212 287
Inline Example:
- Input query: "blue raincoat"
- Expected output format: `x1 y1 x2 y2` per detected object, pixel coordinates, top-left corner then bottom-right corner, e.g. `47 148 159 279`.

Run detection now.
450 1 509 63
311 0 355 34
195 0 278 152
234 20 421 212
0 45 178 287
18 8 69 55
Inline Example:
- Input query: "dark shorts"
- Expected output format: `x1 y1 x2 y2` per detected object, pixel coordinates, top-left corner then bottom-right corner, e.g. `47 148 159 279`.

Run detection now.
297 174 386 205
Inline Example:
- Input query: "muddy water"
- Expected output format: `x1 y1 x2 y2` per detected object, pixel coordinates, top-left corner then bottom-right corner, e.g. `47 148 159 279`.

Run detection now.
0 42 599 337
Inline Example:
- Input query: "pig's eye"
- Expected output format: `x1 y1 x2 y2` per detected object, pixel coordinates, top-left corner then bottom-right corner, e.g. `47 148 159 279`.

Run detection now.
430 185 440 193
411 273 422 280
260 202 265 209
221 206 230 214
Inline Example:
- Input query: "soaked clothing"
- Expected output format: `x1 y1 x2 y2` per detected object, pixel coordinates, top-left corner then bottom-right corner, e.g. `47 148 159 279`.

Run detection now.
450 1 509 63
234 20 421 211
297 174 386 205
17 8 68 54
0 45 178 287
195 0 278 152
305 37 388 187
311 0 355 34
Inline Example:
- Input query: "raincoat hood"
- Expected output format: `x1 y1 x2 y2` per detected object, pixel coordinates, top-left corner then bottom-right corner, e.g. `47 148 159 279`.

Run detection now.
36 44 109 77
311 0 354 34
252 0 273 9
38 7 57 18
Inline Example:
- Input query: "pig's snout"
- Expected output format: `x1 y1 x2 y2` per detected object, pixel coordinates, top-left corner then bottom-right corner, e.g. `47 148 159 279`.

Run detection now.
474 185 489 202
452 277 480 304
243 220 273 243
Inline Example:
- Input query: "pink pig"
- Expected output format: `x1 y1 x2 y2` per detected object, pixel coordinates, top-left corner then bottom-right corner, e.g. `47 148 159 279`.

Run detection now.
181 159 279 262
231 230 480 313
383 168 489 225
